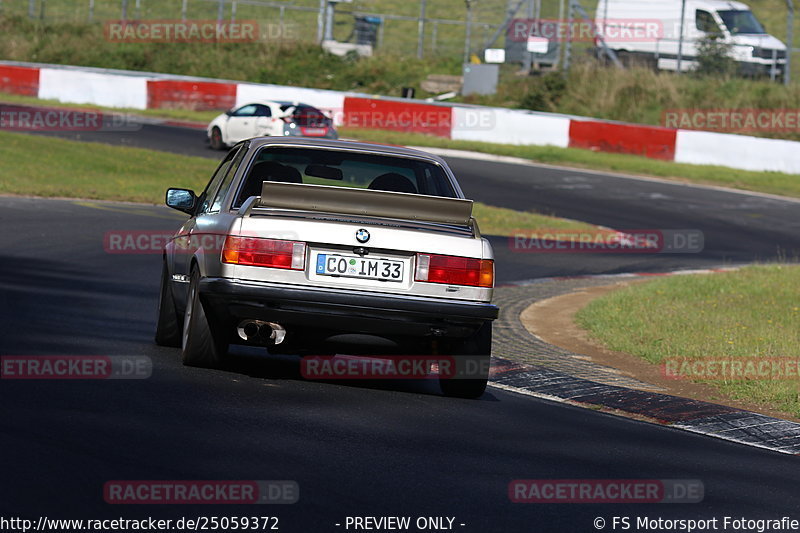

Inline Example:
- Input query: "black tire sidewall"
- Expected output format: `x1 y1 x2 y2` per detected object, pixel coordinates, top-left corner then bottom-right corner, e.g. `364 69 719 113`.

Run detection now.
181 269 225 368
154 259 181 347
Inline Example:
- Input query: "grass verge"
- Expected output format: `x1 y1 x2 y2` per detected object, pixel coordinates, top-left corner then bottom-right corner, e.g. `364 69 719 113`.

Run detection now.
575 265 800 417
342 128 800 199
0 92 221 124
0 130 593 236
3 8 800 140
4 94 799 200
0 130 214 202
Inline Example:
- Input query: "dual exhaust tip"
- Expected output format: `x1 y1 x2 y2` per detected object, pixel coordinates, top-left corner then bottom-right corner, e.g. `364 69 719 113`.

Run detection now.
237 320 286 345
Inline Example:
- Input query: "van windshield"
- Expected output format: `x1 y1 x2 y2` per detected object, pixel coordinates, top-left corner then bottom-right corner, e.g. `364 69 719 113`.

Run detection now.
717 10 766 35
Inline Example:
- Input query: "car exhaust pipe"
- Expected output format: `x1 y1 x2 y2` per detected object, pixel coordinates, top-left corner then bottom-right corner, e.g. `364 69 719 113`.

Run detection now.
237 320 286 345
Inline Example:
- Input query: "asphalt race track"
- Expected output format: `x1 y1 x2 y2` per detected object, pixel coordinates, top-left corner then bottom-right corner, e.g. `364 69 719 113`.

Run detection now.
27 117 800 280
2 119 800 531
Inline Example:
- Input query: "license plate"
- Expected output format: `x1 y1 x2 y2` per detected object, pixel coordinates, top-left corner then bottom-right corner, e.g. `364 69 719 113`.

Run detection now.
316 254 404 282
302 128 327 136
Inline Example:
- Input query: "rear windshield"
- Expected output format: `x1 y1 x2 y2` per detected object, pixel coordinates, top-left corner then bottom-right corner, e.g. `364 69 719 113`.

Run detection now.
232 146 458 208
280 104 330 127
718 10 766 35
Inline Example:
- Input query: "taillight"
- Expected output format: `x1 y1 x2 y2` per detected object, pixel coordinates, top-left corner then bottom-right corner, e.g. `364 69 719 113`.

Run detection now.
415 254 494 288
222 237 306 270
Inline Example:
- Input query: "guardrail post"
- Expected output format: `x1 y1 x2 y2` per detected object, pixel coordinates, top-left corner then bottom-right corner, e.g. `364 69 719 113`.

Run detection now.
786 0 794 85
417 0 427 59
317 0 325 43
464 0 474 64
522 0 533 72
564 0 573 71
676 0 687 74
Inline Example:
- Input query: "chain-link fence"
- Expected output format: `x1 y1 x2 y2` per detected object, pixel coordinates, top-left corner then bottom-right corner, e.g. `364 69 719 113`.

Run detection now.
6 0 795 78
3 0 523 59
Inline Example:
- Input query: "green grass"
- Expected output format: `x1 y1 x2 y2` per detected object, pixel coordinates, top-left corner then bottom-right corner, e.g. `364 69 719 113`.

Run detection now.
576 265 800 417
0 0 512 59
342 127 800 198
3 5 800 138
0 14 462 97
3 0 800 145
0 92 220 123
471 203 597 236
6 90 800 200
7 0 797 60
0 130 592 236
0 131 215 202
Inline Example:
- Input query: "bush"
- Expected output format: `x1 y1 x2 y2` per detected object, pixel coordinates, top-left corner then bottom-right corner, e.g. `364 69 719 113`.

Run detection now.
519 72 567 111
693 33 737 78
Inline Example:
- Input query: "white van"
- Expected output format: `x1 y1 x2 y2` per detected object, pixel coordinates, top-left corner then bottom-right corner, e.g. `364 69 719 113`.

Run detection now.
595 0 786 76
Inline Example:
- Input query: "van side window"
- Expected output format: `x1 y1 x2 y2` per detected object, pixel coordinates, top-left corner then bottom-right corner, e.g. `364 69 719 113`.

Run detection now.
696 10 721 34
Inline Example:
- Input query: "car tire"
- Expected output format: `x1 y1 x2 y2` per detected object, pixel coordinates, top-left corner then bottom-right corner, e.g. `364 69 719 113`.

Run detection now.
181 268 228 368
438 322 492 399
154 259 182 347
209 127 225 150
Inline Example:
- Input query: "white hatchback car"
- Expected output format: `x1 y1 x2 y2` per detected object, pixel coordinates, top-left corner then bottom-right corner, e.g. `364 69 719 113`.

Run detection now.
207 100 338 149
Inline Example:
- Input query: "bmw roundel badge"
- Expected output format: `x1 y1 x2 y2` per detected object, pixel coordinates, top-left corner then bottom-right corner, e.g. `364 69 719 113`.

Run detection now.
355 229 370 243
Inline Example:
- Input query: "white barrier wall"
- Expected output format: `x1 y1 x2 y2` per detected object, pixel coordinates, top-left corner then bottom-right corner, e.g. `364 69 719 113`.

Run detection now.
236 83 347 125
675 130 800 175
38 68 148 109
9 60 800 176
451 107 571 148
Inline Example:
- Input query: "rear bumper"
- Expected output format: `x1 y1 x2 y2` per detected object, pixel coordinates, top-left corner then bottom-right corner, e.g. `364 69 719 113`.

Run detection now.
199 277 498 339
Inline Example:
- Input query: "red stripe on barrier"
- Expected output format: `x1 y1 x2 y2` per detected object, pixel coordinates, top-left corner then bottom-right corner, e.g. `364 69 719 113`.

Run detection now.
0 65 40 96
146 80 236 111
568 120 677 161
342 96 452 138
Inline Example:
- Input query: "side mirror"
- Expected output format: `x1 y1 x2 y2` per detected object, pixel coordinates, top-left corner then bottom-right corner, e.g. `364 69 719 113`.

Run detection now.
166 188 196 214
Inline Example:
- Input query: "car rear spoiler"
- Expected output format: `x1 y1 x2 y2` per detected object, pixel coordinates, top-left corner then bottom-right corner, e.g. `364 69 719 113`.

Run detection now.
253 182 475 226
